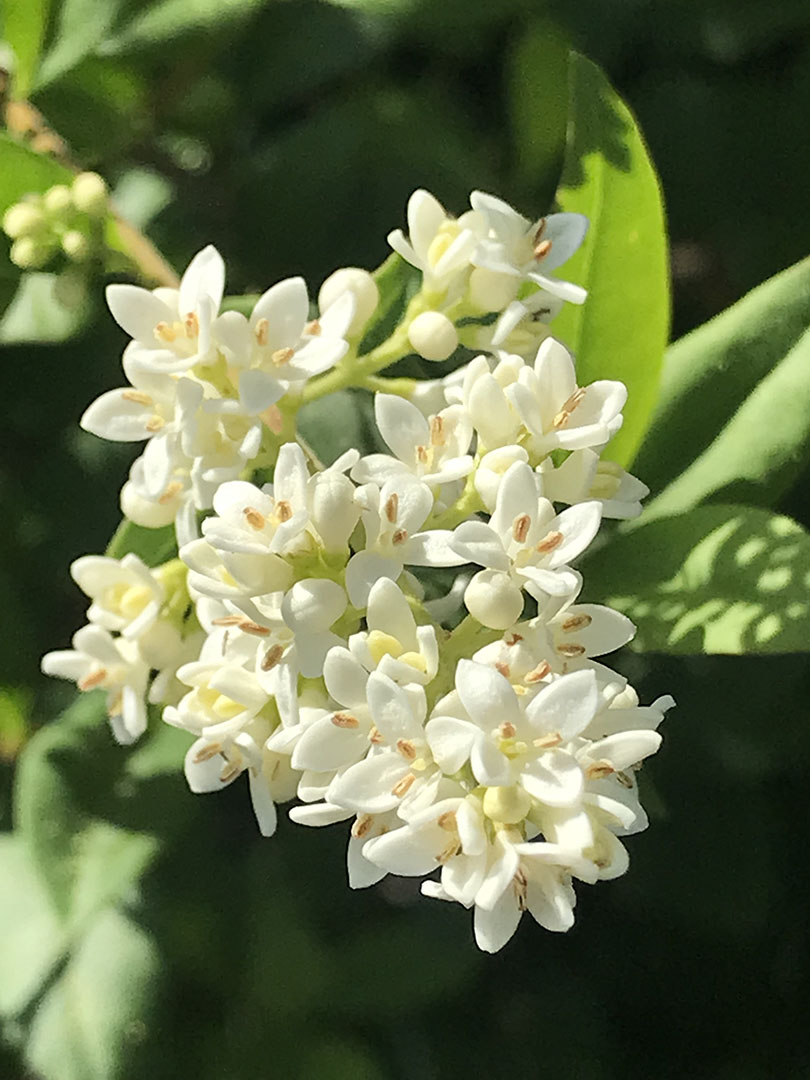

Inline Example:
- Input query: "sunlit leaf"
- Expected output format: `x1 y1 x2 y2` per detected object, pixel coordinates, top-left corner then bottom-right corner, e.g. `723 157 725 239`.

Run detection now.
0 132 73 213
583 504 810 654
2 0 51 97
553 54 669 467
34 0 124 89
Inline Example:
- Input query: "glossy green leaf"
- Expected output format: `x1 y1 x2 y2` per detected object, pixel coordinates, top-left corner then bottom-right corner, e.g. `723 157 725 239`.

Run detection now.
105 519 177 566
0 132 73 213
637 258 810 520
34 0 124 89
0 272 90 344
583 504 810 654
2 0 51 97
24 906 161 1080
105 0 266 54
552 54 669 467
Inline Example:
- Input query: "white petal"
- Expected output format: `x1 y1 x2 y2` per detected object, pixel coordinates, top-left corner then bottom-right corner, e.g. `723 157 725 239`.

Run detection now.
450 521 509 571
345 551 401 608
251 276 308 349
248 770 278 836
290 713 369 772
585 730 662 771
239 369 284 414
473 890 522 953
455 659 521 731
470 735 512 787
524 669 599 739
106 284 174 344
425 715 478 774
323 646 368 707
80 389 154 442
327 754 406 814
362 826 437 877
520 751 584 807
375 393 429 463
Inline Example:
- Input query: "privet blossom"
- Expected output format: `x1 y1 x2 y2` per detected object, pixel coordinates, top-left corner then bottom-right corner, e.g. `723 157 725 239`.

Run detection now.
44 188 674 952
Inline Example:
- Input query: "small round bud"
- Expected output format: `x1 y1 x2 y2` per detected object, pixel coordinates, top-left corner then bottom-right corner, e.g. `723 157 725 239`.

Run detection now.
71 171 108 216
464 569 524 630
483 785 532 825
10 235 51 270
408 311 458 362
62 229 90 261
468 267 519 313
3 201 45 239
43 184 73 216
318 267 379 335
121 482 177 529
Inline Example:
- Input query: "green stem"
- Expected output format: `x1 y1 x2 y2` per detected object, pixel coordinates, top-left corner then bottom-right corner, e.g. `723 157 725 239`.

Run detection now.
361 374 418 397
428 469 484 530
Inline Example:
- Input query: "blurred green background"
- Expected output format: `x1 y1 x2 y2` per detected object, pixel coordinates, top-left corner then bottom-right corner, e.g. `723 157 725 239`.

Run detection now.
1 1 810 1077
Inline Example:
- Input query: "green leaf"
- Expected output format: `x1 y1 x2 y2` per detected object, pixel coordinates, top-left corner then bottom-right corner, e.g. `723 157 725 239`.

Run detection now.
583 504 810 654
2 0 51 97
105 519 177 566
298 389 383 464
104 0 266 54
0 272 90 344
24 906 161 1080
358 251 419 354
552 54 670 468
0 131 73 214
34 0 124 89
635 257 810 519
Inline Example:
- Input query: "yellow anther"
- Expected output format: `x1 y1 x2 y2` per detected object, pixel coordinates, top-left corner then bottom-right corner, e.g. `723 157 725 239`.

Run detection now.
121 390 153 406
397 650 427 673
304 318 321 336
145 415 165 433
426 229 456 269
396 739 417 761
391 772 416 797
512 513 531 544
184 311 199 339
159 481 183 504
331 712 359 729
271 347 294 366
78 667 107 691
254 317 269 346
243 506 266 530
384 493 399 523
352 814 374 838
552 387 587 430
533 731 562 749
212 695 243 720
533 238 553 261
525 660 552 684
429 414 445 445
536 530 564 554
274 499 293 523
119 584 152 619
154 321 177 343
557 643 586 658
561 614 592 632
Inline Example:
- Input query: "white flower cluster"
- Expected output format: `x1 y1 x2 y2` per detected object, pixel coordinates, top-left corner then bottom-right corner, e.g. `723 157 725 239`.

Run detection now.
44 188 673 952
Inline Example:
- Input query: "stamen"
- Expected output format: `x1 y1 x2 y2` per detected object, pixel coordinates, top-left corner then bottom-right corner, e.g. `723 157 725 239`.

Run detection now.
243 506 266 529
154 321 177 343
536 530 564 554
368 725 384 744
557 643 586 658
239 620 269 637
561 614 593 632
499 721 517 738
513 867 528 911
429 415 444 445
184 311 199 339
512 513 531 544
533 731 562 749
254 317 269 346
121 389 153 405
331 712 359 729
219 760 241 783
274 499 293 523
261 644 284 671
304 318 321 336
397 738 417 761
494 661 511 679
533 238 553 261
384 493 399 523
586 760 615 780
352 814 374 838
193 742 223 764
524 660 551 684
392 528 408 545
552 387 587 430
505 633 523 646
211 615 245 627
437 811 457 831
271 347 294 366
158 481 183 504
416 445 429 464
437 839 461 863
391 772 416 797
78 667 107 691
533 218 547 245
616 770 634 789
145 415 165 433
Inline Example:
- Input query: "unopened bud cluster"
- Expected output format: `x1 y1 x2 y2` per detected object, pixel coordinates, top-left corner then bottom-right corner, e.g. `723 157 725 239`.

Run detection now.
3 171 108 271
43 187 673 952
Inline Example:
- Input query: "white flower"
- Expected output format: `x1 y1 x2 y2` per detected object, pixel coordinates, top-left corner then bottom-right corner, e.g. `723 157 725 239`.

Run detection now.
351 394 473 489
106 245 225 374
70 552 163 638
538 450 649 519
347 577 438 686
346 474 465 607
214 276 353 411
449 354 523 450
318 267 379 337
470 191 588 305
41 625 149 744
506 337 627 458
387 189 486 296
450 461 602 629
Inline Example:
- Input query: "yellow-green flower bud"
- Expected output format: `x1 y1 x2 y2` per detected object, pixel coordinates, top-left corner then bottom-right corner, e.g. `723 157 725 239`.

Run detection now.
10 235 52 270
482 785 532 825
3 201 45 240
62 229 90 261
71 172 108 216
43 184 73 217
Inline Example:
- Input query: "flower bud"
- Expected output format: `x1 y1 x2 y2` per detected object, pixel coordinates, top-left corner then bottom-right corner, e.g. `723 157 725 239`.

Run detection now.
3 200 44 239
62 230 90 261
71 172 108 216
10 235 51 270
121 482 177 528
483 785 531 824
43 184 73 216
464 569 524 630
468 267 519 313
408 311 458 362
318 267 379 335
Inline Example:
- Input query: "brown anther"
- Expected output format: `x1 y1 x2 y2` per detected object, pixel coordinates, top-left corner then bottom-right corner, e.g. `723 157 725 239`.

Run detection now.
391 772 416 797
586 760 615 780
437 810 457 831
533 218 547 245
533 731 562 749
524 660 551 684
552 387 586 430
154 321 177 343
513 867 529 911
505 633 523 646
243 506 266 530
193 742 223 764
533 238 553 261
254 317 269 346
211 615 245 627
437 840 461 864
499 721 517 739
396 738 417 761
159 481 183 504
271 347 295 366
368 725 384 745
416 445 429 464
429 414 445 445
239 620 270 637
616 770 634 789
261 644 284 671
512 513 531 544
495 661 511 679
557 643 586 658
121 389 153 405
352 814 374 838
145 415 165 433
219 760 241 783
184 311 199 338
536 530 564 554
561 614 593 632
304 318 321 336
392 528 408 546
331 712 359 729
384 493 399 523
274 499 293 523
78 667 107 691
